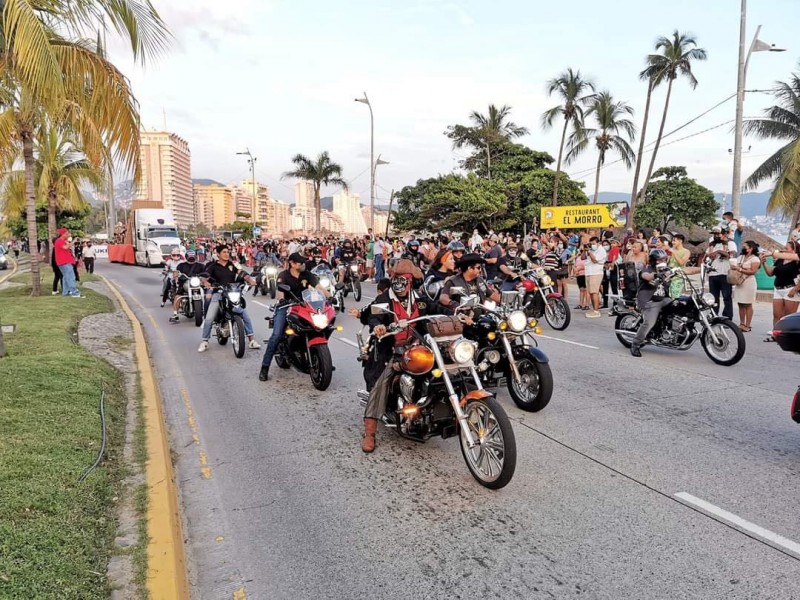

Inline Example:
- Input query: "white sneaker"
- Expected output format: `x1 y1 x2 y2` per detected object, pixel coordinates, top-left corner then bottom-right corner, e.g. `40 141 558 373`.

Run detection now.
198 341 209 352
52 291 58 295
248 339 262 349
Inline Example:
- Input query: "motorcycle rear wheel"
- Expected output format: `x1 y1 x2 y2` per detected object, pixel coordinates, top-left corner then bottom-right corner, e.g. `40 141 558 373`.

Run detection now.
544 297 571 330
193 300 203 327
231 315 246 358
459 396 516 489
615 313 640 348
309 344 333 390
507 357 553 412
701 321 745 366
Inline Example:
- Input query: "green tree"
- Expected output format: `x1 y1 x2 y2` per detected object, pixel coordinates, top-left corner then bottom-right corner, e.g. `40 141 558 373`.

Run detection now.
282 151 347 232
541 68 595 206
634 166 718 231
744 64 800 227
565 91 636 203
638 31 708 205
446 104 529 178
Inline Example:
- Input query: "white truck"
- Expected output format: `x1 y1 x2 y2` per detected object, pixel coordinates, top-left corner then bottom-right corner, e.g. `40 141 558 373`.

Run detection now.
132 208 181 267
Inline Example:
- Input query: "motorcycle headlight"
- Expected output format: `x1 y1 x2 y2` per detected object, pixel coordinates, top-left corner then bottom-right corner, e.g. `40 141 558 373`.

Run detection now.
266 266 277 275
228 291 241 304
541 275 553 286
311 313 330 330
319 277 331 288
507 310 527 333
350 264 359 272
450 339 476 364
702 292 716 306
189 277 201 287
0 256 6 263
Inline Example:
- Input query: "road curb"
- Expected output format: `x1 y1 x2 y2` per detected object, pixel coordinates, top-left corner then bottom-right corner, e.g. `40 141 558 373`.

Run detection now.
99 275 189 600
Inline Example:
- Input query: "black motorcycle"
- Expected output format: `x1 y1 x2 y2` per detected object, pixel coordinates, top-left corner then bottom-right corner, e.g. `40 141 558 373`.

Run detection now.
772 312 800 422
340 261 362 302
209 282 249 358
176 273 204 326
613 268 745 366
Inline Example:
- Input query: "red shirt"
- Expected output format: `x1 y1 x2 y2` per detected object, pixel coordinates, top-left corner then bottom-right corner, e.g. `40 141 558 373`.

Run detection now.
54 237 75 267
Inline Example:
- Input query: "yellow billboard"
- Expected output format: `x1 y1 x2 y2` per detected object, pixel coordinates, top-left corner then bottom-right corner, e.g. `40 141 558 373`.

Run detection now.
540 202 629 229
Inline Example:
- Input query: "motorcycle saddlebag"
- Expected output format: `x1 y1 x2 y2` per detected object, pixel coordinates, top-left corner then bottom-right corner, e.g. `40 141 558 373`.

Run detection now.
774 312 800 354
426 316 463 337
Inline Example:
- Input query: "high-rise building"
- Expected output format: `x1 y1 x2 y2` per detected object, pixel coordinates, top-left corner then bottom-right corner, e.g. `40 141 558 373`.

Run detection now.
333 190 367 235
265 200 291 237
294 180 315 209
136 130 193 228
193 181 234 228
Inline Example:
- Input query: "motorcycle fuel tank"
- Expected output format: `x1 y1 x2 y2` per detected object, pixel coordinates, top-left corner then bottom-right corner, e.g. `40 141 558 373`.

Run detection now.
774 312 800 354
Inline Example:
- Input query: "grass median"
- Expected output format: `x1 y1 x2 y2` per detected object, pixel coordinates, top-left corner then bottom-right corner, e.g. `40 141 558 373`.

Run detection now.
0 265 127 598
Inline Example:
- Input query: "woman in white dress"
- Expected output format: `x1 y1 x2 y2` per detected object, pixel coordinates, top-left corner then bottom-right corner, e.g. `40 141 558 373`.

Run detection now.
731 240 762 332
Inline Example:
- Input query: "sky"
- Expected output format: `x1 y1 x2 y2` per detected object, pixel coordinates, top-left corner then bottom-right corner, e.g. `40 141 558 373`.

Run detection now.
109 0 799 206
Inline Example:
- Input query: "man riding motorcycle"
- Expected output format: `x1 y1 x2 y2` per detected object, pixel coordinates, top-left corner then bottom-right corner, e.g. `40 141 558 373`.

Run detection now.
305 246 332 272
499 242 525 291
169 251 206 323
439 253 502 316
401 238 424 270
630 248 672 358
198 245 261 353
361 259 427 453
161 249 184 307
336 239 358 285
259 252 331 382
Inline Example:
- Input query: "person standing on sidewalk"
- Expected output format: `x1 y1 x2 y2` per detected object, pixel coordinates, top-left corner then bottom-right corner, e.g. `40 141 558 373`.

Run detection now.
54 228 81 297
373 236 386 281
705 226 737 319
82 240 96 274
583 236 606 318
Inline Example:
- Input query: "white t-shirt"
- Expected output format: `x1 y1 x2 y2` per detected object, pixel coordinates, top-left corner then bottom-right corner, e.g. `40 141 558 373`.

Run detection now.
707 240 738 275
82 245 96 259
373 239 385 256
584 246 607 276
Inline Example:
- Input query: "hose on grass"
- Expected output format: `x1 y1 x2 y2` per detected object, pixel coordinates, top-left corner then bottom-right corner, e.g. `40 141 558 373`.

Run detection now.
78 386 107 483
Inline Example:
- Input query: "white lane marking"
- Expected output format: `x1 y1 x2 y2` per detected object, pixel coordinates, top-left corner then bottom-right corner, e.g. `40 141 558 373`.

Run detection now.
337 337 360 349
252 300 269 308
675 492 800 559
361 295 375 301
535 333 599 350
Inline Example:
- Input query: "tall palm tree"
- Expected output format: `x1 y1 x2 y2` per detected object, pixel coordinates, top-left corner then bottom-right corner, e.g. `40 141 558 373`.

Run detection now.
452 104 529 179
565 91 637 203
637 30 707 205
744 66 800 227
282 152 348 232
541 69 595 206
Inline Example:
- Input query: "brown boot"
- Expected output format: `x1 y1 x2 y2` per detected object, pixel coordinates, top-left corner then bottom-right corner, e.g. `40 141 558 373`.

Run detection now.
361 418 378 453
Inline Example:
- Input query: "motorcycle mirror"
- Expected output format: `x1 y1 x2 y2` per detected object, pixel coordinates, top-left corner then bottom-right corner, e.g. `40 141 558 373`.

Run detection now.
483 300 497 311
278 284 291 293
371 303 392 315
449 286 465 296
459 295 478 308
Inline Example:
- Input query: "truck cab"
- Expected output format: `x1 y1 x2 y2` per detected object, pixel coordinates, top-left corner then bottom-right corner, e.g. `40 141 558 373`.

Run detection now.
133 209 181 267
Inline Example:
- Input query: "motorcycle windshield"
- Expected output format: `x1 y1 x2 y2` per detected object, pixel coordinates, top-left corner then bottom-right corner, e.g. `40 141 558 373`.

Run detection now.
311 265 333 278
302 288 326 310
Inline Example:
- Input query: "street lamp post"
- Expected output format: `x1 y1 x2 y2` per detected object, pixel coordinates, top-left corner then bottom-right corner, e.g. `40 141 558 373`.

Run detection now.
354 93 374 233
373 155 389 230
236 149 258 227
730 0 785 218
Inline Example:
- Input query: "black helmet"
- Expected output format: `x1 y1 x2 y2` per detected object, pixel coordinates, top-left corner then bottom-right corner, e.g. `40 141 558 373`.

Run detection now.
648 248 668 267
343 238 352 247
407 239 420 251
310 246 321 256
447 240 466 253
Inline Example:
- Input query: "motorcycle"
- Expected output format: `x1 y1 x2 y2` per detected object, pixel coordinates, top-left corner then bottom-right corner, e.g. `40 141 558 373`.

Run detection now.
258 263 278 299
270 284 339 390
771 312 800 422
463 293 553 412
612 268 746 366
176 274 204 326
358 306 517 489
519 267 571 331
340 261 362 302
209 281 250 358
312 264 345 312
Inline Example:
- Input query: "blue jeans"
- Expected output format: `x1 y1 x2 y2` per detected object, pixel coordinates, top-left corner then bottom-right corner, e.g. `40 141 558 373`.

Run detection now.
708 275 733 319
262 305 288 368
374 255 385 280
201 293 255 341
59 264 78 296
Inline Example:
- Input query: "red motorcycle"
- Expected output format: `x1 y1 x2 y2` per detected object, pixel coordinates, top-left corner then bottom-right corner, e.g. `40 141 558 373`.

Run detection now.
518 267 571 331
270 285 339 390
772 312 800 423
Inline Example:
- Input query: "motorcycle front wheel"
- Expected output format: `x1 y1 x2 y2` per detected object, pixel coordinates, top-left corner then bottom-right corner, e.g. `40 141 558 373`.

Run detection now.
231 315 246 358
544 296 570 330
216 321 229 345
275 340 291 369
353 279 362 302
459 396 517 489
614 313 640 348
507 357 553 412
701 321 745 366
309 344 333 390
193 300 203 327
268 280 276 299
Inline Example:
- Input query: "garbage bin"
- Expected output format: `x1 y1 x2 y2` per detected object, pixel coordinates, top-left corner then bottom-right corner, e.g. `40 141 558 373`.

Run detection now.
756 258 774 291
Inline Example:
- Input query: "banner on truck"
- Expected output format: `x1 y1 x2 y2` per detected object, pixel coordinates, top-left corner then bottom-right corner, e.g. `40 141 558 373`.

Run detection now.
540 202 629 229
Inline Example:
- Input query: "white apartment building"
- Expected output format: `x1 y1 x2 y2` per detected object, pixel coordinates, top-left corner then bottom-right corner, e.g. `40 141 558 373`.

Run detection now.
294 180 315 209
193 181 234 228
137 130 194 228
333 190 367 235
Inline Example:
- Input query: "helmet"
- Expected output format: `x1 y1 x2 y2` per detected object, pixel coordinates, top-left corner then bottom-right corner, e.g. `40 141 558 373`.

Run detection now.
407 239 420 251
424 277 444 302
648 248 668 267
310 246 321 256
447 240 466 253
343 238 353 248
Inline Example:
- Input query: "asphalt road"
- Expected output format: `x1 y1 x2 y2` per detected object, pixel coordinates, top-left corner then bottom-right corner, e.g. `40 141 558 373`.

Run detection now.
98 261 800 600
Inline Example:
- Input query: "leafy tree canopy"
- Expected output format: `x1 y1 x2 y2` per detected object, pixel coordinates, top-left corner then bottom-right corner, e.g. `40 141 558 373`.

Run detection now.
634 166 718 231
7 203 90 239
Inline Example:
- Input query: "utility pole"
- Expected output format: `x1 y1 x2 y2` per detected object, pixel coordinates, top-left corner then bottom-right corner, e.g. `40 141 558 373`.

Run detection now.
236 149 258 227
355 93 374 232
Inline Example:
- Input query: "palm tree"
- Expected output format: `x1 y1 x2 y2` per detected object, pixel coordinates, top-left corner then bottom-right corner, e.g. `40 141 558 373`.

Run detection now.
451 104 529 179
282 152 348 232
637 31 707 205
744 65 800 227
565 91 636 203
541 69 595 206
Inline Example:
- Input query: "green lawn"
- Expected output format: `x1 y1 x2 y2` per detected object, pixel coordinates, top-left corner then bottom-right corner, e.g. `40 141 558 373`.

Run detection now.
0 267 127 598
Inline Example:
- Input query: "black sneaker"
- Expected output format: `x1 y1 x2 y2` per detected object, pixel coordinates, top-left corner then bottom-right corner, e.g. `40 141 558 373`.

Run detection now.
169 314 179 323
259 366 269 381
630 345 642 358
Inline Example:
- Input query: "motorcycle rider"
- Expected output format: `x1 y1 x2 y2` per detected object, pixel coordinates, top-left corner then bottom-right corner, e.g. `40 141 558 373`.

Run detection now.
438 254 501 314
348 278 392 391
361 259 427 453
169 251 206 323
259 252 331 382
499 242 525 291
161 249 184 307
337 239 358 285
401 238 424 270
198 245 261 352
305 246 332 272
630 248 673 358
